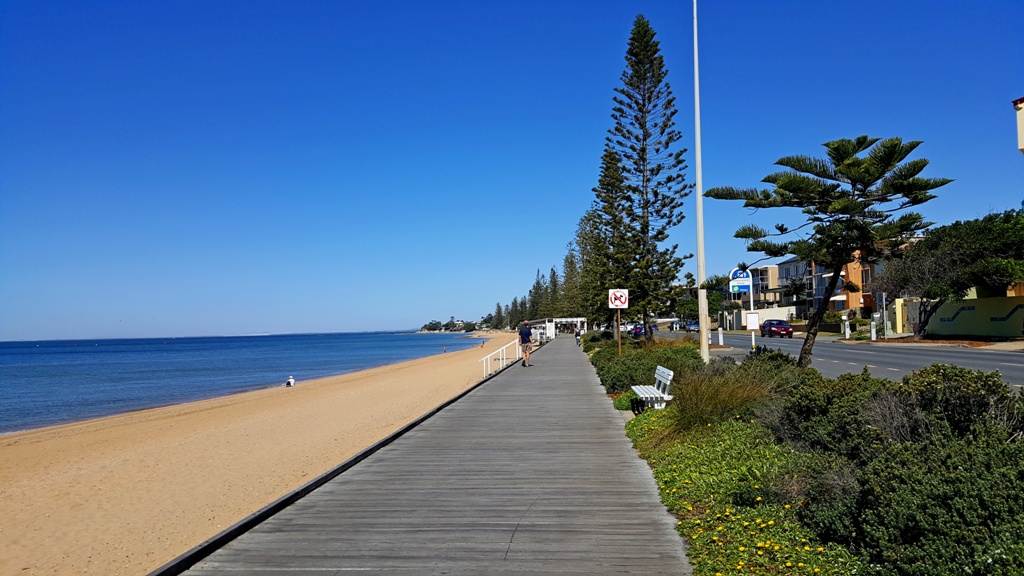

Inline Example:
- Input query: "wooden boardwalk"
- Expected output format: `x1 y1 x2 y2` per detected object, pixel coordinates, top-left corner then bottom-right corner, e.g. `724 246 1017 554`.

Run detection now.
182 336 691 575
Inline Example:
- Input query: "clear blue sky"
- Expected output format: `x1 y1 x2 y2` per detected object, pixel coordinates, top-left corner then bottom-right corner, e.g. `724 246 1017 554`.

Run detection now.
2 1 1022 341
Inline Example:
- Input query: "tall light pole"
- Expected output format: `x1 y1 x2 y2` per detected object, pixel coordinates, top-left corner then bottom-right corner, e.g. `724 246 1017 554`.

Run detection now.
693 0 710 362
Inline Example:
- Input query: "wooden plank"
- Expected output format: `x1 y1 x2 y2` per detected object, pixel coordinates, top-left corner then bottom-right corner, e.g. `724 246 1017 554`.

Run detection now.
179 337 692 575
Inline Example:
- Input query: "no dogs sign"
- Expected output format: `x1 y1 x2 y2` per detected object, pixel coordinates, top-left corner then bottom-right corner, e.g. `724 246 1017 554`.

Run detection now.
608 289 629 309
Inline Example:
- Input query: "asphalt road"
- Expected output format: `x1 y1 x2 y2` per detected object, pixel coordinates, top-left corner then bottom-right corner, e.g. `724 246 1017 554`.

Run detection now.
659 330 1024 388
708 332 1024 389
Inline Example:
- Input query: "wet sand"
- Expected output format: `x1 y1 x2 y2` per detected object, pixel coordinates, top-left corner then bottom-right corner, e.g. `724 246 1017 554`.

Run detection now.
0 333 516 575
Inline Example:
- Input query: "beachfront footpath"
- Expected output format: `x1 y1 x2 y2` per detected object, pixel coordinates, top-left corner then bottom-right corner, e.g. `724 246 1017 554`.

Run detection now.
175 336 692 575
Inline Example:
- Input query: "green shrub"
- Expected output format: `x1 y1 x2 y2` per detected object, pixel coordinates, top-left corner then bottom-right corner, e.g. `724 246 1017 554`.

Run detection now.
790 453 861 544
626 416 865 575
858 434 1024 575
590 343 701 394
822 310 845 324
746 345 798 366
594 352 660 394
612 390 637 411
582 330 616 352
589 346 618 373
770 369 895 464
899 364 1013 438
669 355 796 431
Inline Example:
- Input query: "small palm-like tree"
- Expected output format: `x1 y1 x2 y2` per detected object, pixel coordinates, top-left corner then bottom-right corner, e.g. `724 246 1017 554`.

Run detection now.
707 136 951 367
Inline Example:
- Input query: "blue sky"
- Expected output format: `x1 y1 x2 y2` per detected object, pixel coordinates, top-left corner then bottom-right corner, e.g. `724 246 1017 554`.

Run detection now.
1 1 1022 340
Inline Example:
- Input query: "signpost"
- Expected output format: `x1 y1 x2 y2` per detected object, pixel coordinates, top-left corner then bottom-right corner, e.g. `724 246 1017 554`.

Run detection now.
730 268 759 349
728 267 752 295
746 311 760 350
609 289 629 355
730 267 757 325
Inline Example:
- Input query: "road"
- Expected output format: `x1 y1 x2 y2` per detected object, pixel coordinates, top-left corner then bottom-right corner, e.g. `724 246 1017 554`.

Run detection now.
668 331 1024 389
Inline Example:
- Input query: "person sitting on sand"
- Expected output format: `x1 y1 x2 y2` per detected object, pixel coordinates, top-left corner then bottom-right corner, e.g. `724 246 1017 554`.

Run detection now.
284 376 295 387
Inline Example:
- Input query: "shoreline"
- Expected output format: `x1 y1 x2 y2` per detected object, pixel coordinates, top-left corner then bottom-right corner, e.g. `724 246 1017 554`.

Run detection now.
0 331 515 576
0 331 485 436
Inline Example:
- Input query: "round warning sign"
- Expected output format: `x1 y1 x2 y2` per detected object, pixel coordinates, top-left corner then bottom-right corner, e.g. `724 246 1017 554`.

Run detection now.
608 289 629 309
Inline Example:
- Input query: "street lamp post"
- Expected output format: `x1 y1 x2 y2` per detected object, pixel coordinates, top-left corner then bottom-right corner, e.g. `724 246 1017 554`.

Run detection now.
693 0 710 363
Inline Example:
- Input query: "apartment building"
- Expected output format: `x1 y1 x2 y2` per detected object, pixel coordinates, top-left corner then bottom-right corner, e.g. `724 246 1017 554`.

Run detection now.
774 255 880 319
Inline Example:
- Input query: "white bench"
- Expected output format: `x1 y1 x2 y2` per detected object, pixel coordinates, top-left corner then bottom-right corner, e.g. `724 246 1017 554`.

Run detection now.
630 365 674 413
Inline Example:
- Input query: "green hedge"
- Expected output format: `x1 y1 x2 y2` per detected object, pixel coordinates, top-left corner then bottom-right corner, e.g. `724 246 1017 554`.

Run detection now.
621 353 1024 575
590 343 703 394
859 434 1024 574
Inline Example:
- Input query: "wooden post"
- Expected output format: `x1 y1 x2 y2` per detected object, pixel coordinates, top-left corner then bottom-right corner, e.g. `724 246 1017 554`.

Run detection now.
617 309 622 356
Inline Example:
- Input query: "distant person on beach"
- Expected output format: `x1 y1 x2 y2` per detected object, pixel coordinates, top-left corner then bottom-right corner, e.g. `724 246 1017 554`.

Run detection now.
519 321 533 367
284 376 295 387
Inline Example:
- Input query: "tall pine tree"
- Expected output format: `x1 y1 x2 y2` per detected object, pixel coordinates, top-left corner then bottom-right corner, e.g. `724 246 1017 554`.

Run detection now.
492 302 505 330
561 245 583 317
602 14 691 337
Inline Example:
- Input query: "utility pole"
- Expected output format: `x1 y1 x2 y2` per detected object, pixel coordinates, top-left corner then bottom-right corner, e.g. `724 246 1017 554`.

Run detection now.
693 0 710 363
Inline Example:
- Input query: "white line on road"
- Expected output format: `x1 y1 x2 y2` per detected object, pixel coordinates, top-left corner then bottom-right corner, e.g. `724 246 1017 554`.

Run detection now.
887 368 900 371
866 365 877 368
847 362 858 365
1000 363 1024 367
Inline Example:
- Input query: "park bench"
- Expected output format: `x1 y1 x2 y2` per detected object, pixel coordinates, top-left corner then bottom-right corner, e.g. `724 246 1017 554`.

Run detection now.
630 365 674 414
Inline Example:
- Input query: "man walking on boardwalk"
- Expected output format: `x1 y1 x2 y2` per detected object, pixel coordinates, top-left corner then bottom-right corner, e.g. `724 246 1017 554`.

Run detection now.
519 321 533 367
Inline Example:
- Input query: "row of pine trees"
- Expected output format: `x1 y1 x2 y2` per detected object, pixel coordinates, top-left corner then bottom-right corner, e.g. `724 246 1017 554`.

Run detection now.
490 15 692 334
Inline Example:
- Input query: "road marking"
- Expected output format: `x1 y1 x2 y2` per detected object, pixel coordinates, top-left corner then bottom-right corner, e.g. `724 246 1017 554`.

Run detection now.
847 362 858 365
866 365 877 368
1000 363 1024 367
887 368 900 371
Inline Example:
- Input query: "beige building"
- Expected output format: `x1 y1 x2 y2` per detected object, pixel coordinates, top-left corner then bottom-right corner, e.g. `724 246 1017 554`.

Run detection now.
1015 96 1024 155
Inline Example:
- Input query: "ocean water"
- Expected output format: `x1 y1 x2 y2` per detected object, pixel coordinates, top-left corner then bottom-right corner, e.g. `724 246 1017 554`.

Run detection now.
0 332 480 434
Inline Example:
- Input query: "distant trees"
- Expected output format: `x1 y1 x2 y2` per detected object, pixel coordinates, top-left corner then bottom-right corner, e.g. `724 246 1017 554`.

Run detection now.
875 209 1024 335
491 303 505 331
487 14 692 331
560 247 583 317
706 136 950 366
420 320 444 332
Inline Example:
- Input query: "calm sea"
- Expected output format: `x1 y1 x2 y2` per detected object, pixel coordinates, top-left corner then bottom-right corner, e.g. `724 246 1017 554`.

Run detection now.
0 332 480 434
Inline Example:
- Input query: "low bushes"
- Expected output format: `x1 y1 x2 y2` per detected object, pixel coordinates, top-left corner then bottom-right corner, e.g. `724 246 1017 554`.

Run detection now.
614 347 1024 575
581 330 616 352
627 415 865 574
669 354 798 431
590 340 702 394
858 434 1024 573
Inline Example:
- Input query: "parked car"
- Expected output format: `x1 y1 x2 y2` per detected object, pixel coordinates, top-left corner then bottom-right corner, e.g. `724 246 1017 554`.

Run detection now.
684 320 700 332
760 319 794 338
632 324 645 338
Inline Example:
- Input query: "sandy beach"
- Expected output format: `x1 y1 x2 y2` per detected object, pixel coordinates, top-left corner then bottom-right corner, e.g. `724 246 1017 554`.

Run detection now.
0 332 517 575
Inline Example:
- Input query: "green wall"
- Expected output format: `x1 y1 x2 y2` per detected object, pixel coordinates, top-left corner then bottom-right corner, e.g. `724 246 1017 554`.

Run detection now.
927 296 1024 338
